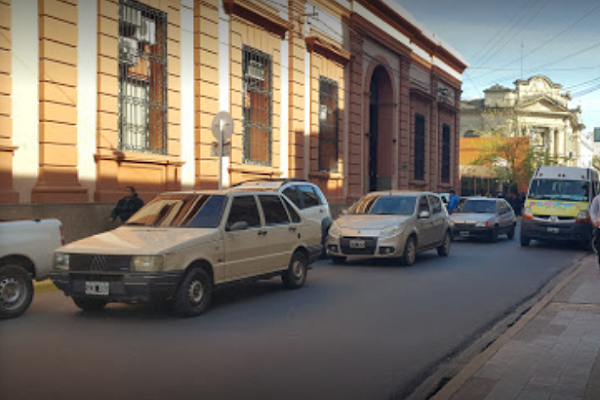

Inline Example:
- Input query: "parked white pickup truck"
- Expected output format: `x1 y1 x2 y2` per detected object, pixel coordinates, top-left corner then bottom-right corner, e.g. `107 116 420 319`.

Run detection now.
0 219 64 319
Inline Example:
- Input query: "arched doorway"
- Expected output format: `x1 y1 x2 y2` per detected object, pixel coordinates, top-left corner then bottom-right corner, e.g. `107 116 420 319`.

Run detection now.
368 65 394 192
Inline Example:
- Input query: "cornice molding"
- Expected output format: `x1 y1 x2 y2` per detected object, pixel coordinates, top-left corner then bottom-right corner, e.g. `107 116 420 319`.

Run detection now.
305 35 351 65
223 0 289 38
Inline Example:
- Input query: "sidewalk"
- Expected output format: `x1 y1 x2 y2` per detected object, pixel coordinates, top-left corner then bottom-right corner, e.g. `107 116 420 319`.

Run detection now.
433 254 600 400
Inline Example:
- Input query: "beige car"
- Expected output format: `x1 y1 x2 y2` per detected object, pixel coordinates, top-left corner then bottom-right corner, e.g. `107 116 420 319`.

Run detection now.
327 191 452 266
50 189 322 317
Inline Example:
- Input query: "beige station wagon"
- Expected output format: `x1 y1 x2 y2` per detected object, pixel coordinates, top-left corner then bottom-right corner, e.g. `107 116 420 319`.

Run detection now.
327 191 452 266
50 189 322 317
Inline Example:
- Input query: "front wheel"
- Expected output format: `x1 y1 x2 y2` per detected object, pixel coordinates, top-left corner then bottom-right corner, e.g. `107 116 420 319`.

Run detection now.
331 256 346 265
282 252 308 289
507 224 515 240
437 231 451 257
172 268 213 317
520 234 530 247
0 265 34 319
489 226 499 243
401 236 417 266
73 297 108 311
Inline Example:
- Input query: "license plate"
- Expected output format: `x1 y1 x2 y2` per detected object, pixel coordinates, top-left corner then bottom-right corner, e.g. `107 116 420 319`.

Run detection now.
547 227 559 233
349 240 366 249
460 231 470 237
85 281 109 296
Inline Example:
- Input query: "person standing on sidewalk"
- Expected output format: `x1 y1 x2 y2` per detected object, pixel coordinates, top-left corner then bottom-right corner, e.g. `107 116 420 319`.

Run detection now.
590 191 600 267
109 186 145 223
447 189 459 215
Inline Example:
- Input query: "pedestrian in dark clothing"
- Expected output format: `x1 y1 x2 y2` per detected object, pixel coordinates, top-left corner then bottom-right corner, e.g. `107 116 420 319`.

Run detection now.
109 186 145 223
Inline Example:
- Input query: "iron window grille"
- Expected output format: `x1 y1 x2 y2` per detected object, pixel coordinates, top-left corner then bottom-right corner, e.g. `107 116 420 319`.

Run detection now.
441 123 451 183
318 77 339 172
118 0 168 154
414 113 425 180
242 46 272 165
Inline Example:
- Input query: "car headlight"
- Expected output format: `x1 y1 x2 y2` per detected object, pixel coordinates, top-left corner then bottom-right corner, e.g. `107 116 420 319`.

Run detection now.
131 255 165 272
329 223 341 238
380 225 402 237
475 221 490 228
53 253 70 271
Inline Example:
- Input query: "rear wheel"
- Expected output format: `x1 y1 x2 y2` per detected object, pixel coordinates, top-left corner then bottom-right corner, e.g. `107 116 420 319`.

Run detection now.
437 231 451 257
402 236 417 266
172 268 213 317
72 297 107 311
0 265 34 319
331 256 346 265
282 252 308 289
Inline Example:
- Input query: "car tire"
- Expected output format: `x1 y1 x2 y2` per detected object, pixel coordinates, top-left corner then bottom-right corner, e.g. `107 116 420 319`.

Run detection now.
490 225 499 243
520 234 530 247
72 297 108 311
331 256 346 265
437 231 451 257
507 224 515 240
282 251 308 290
0 264 34 320
172 268 213 318
401 236 417 266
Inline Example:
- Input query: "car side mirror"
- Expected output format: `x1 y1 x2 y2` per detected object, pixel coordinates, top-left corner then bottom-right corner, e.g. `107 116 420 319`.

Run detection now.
228 221 249 231
419 210 430 219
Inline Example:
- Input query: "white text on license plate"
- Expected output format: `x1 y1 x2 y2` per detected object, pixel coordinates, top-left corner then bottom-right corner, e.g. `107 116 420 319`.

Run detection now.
349 240 366 249
85 281 109 296
547 227 559 233
460 231 469 237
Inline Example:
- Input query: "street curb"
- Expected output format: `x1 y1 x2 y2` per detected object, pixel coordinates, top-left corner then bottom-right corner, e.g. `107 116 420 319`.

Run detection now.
34 280 57 293
428 254 589 400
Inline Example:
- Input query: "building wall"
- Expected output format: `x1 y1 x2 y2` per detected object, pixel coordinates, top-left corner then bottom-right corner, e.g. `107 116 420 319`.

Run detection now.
1 0 466 240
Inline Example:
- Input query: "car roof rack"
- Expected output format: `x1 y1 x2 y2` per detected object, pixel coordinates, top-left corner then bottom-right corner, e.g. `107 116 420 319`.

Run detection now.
232 178 307 187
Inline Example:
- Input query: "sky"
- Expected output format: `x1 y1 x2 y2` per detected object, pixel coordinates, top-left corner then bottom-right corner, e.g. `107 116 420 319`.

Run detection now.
396 0 600 134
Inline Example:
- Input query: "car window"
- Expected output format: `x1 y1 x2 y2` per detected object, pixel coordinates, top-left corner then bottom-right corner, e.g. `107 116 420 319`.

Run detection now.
349 195 416 216
281 196 302 223
227 195 261 229
418 196 430 213
259 195 290 225
126 194 207 227
429 195 443 214
298 185 321 208
282 187 302 209
460 200 497 214
185 195 227 228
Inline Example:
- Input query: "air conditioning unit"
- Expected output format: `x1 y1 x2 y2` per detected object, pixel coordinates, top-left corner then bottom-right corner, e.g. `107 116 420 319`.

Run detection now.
136 17 156 45
120 37 139 66
247 59 265 81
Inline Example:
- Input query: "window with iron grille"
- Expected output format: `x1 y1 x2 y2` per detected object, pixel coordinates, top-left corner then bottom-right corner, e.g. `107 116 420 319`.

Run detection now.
414 113 425 180
441 123 451 183
242 46 272 165
318 77 339 172
118 0 167 154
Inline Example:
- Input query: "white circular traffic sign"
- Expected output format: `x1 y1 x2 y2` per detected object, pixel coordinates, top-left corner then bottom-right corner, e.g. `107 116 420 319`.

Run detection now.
211 111 234 142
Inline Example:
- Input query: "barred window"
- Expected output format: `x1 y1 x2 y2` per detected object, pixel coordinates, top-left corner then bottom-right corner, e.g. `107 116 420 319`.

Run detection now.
118 0 167 154
414 113 425 180
242 46 272 165
441 123 451 183
318 77 339 172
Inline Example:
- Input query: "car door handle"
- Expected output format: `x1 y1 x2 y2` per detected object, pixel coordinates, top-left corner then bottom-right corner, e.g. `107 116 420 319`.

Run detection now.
258 230 268 236
289 226 297 232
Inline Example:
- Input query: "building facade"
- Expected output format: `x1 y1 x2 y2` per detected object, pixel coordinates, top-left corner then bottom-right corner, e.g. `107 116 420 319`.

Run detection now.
0 0 466 241
460 75 585 166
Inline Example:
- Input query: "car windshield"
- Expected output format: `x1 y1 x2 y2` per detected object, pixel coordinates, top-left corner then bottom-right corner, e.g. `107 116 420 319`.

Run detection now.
459 200 497 214
125 194 226 228
349 195 416 216
527 179 589 202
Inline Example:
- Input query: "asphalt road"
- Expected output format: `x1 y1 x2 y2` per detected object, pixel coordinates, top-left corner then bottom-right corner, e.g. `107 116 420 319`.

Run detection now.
0 226 587 400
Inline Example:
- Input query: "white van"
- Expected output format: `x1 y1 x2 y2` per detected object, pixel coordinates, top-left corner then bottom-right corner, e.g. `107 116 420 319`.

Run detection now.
520 166 599 248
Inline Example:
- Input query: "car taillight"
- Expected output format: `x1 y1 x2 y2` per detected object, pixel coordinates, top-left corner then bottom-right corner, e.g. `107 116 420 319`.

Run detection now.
60 225 65 245
522 207 533 220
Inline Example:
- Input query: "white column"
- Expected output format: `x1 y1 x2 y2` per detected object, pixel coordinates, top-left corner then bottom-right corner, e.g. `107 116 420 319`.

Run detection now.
11 0 39 203
180 0 195 190
78 2 98 201
280 35 289 178
218 1 230 187
304 49 311 179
